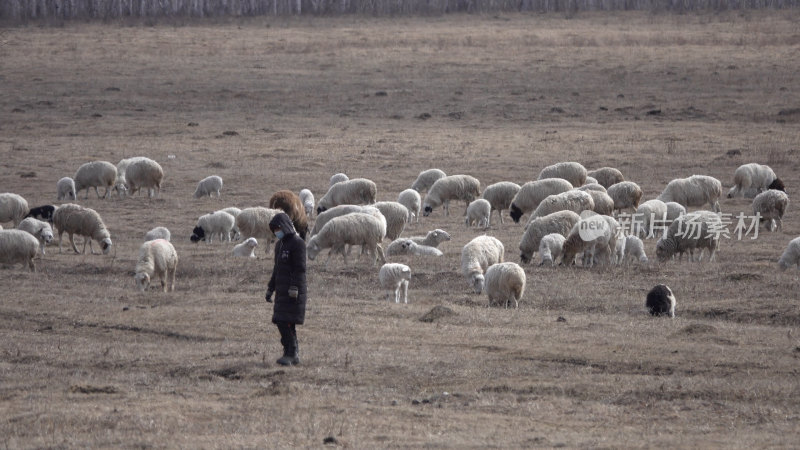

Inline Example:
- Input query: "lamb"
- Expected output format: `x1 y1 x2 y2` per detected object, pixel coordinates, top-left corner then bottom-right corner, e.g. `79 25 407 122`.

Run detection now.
483 262 526 309
144 226 171 242
465 198 491 229
537 161 588 187
135 239 178 293
411 168 446 193
25 205 56 224
373 201 409 241
481 181 521 225
193 175 223 198
74 161 117 200
329 173 349 188
269 190 310 240
655 210 721 262
519 210 581 264
657 175 722 213
778 236 800 271
586 167 625 189
461 235 504 294
752 189 789 232
585 190 615 216
633 199 668 238
607 181 643 215
616 235 648 264
646 284 676 317
397 189 421 223
0 193 30 227
422 174 481 217
316 178 378 214
306 212 386 266
57 177 76 201
0 229 40 271
727 163 784 199
51 203 113 255
17 217 54 255
386 239 444 257
537 233 566 266
236 207 282 253
233 237 259 258
190 210 235 243
299 189 315 218
530 190 595 221
509 178 573 224
408 229 451 247
124 158 164 198
379 263 411 303
560 214 620 267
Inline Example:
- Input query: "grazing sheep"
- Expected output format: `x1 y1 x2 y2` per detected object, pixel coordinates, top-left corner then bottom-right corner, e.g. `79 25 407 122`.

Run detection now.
482 181 521 225
17 217 54 255
397 189 421 223
379 263 411 303
193 175 223 198
329 173 349 188
655 210 721 262
57 177 76 201
144 226 171 242
372 201 409 241
233 237 259 258
135 239 178 293
519 210 581 264
584 176 598 185
646 284 676 318
576 183 607 193
634 199 668 238
0 193 30 227
560 214 620 267
311 205 367 237
587 167 625 189
299 189 315 219
25 205 56 224
269 190 310 240
607 181 643 215
664 202 686 228
422 174 481 217
386 238 444 257
537 162 588 187
306 212 386 266
657 175 722 213
461 235 504 294
465 198 491 229
411 168 446 193
778 236 800 271
317 178 378 214
74 161 117 200
727 163 783 198
530 190 595 221
51 203 112 255
616 235 648 264
190 210 235 243
236 207 282 253
509 179 573 224
124 158 164 198
538 233 566 266
585 190 615 216
484 262 526 309
0 229 40 271
113 156 146 198
752 189 789 232
219 207 242 240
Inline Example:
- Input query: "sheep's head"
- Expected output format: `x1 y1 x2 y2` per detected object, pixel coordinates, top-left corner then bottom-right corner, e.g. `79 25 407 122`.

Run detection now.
246 237 258 248
470 273 485 294
423 205 433 216
306 239 321 261
399 240 413 253
778 256 790 271
655 238 675 262
114 182 128 198
431 229 451 243
101 238 112 255
41 228 54 244
190 226 205 243
135 272 150 292
509 204 523 223
316 205 327 215
769 178 786 193
520 251 531 264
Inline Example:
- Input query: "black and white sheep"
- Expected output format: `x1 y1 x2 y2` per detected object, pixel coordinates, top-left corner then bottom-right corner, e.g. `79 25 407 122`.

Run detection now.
422 174 481 217
778 237 800 271
17 217 54 255
0 193 30 227
607 181 643 215
0 229 40 271
317 178 378 214
52 203 113 255
657 175 722 213
465 198 491 229
397 189 421 223
329 173 349 188
125 158 164 198
519 210 581 264
655 210 721 262
144 226 171 242
752 189 789 232
373 201 409 241
537 233 566 266
191 211 235 243
411 168 446 193
461 235 504 294
193 175 224 198
236 207 282 253
537 162 588 187
530 190 595 221
646 284 676 318
379 263 411 303
509 178 573 224
299 189 315 219
481 181 521 225
25 205 56 224
233 237 259 258
484 262 526 309
57 177 76 201
306 212 386 266
586 167 625 189
74 161 117 200
727 163 784 199
135 239 178 293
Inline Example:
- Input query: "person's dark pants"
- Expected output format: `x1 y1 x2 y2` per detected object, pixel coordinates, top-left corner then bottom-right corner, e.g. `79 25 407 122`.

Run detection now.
275 321 297 357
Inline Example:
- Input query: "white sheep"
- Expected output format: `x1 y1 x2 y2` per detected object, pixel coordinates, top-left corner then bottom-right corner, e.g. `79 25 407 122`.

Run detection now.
537 233 566 266
74 161 117 200
465 198 491 229
634 199 668 238
316 178 378 214
646 284 676 318
135 239 178 293
657 175 722 213
586 167 625 189
584 176 598 185
481 181 521 225
616 235 648 264
0 229 40 271
17 217 54 256
461 235 504 294
114 156 146 197
607 181 643 215
778 236 800 271
560 214 620 267
484 262 526 309
530 190 595 221
193 175 223 198
299 189 315 218
409 229 451 247
52 203 113 255
379 263 411 303
307 212 386 266
56 177 77 201
727 163 784 199
537 162 588 187
233 237 259 258
191 210 235 243
124 158 164 198
664 202 686 228
386 238 444 257
422 174 481 217
329 173 349 188
411 168 446 193
585 189 614 216
655 210 721 262
0 193 30 227
311 205 367 237
144 226 171 242
236 207 281 253
576 183 607 193
519 210 581 264
373 201 409 240
397 189 421 223
218 207 242 240
752 189 789 232
509 178 573 224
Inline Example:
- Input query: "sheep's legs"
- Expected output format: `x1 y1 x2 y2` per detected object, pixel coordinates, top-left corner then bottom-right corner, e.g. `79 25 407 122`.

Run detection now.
69 233 82 254
401 280 408 304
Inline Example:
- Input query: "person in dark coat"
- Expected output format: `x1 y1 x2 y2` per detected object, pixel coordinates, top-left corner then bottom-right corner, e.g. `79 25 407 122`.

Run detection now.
265 212 307 366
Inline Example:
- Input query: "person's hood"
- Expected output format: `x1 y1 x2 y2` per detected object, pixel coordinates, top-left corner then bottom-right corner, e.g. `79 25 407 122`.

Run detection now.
269 212 296 238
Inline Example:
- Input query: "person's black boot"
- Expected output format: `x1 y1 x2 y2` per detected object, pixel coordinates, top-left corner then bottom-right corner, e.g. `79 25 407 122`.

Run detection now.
276 353 294 366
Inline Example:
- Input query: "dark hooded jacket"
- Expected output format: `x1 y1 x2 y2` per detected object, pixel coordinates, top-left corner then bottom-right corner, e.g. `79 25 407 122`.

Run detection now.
267 213 308 324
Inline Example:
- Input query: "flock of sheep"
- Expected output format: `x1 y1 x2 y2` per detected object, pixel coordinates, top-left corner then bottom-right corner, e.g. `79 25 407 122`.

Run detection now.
0 158 797 316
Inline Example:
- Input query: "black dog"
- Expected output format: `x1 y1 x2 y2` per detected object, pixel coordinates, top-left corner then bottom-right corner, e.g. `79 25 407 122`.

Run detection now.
26 205 56 223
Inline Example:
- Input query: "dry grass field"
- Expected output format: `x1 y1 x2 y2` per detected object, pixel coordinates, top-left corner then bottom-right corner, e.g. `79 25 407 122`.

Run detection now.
1 11 800 448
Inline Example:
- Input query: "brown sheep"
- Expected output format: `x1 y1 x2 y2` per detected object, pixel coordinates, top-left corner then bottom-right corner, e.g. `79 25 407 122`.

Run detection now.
268 190 309 240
